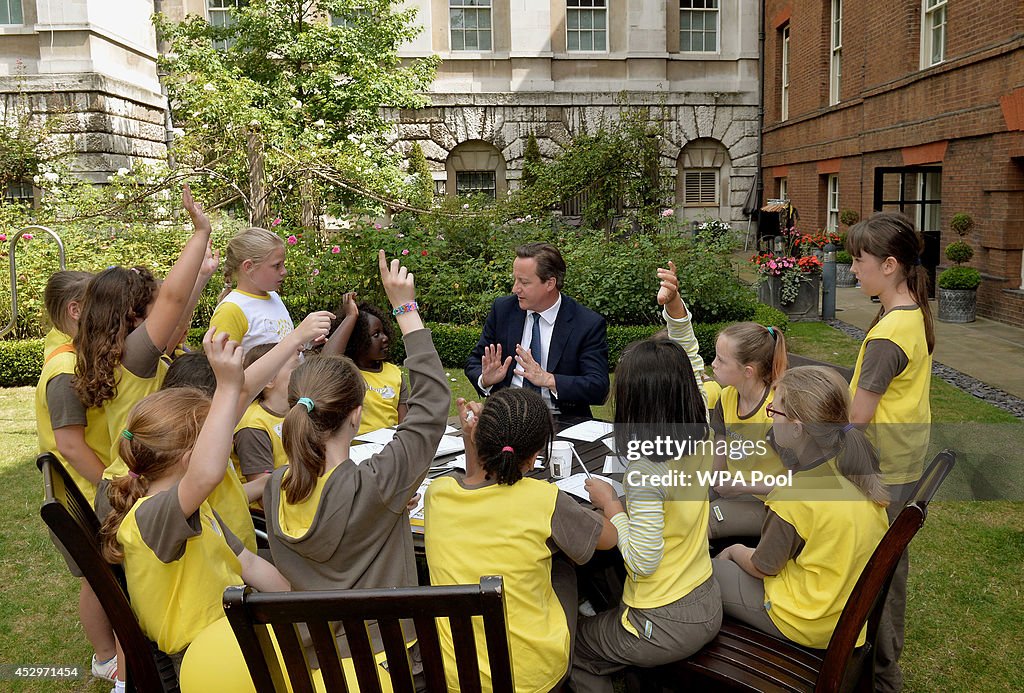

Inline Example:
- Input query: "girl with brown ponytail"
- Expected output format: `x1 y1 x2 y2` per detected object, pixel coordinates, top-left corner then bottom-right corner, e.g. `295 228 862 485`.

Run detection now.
98 330 290 672
714 366 889 651
424 390 617 691
261 251 450 670
846 211 935 691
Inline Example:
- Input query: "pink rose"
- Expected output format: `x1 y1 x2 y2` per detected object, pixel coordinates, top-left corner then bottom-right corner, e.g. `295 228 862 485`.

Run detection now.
286 235 298 245
311 268 320 276
374 223 382 230
401 249 409 256
22 233 33 240
271 217 282 227
0 234 7 242
661 208 674 217
331 245 340 254
421 250 428 256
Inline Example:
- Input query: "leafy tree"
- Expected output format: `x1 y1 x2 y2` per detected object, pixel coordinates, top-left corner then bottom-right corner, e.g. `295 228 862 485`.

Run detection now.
154 0 440 221
521 132 542 188
406 141 434 209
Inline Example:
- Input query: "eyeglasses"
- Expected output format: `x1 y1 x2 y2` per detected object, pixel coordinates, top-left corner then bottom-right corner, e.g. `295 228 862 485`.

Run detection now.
765 405 789 419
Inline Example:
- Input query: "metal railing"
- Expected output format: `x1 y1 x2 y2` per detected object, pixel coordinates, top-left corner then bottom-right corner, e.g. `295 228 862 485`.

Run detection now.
1 226 66 339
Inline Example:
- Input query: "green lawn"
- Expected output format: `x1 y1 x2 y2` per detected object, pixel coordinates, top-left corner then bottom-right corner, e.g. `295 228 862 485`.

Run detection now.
1 323 1021 691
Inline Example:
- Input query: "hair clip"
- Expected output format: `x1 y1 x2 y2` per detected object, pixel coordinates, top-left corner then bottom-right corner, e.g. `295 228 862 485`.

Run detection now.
297 397 315 413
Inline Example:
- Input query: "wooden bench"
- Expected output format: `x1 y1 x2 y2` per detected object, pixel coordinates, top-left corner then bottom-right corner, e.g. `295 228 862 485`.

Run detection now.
37 452 180 692
223 575 514 693
648 449 955 692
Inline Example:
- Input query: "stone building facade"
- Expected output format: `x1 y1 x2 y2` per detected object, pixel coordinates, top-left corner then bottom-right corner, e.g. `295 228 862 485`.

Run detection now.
0 0 168 189
395 0 761 226
761 0 1024 327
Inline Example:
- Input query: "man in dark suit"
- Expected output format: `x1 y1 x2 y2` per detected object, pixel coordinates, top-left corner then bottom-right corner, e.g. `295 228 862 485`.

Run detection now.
465 243 609 418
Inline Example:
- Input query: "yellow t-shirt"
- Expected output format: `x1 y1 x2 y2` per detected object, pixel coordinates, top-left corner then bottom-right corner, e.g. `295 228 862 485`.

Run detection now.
118 490 243 655
231 400 287 480
850 307 932 485
35 343 111 505
763 458 889 648
43 327 71 360
357 363 404 435
207 463 258 554
426 477 592 693
717 386 786 483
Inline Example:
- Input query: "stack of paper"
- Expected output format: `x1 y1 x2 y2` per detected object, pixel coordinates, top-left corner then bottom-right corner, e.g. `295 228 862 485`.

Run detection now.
349 443 384 465
558 420 614 442
434 435 465 458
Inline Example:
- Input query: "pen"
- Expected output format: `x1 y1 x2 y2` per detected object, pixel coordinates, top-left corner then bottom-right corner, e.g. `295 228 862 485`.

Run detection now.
571 446 592 479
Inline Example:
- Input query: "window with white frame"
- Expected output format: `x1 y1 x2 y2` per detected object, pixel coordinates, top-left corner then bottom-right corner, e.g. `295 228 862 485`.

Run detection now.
567 0 607 52
922 0 947 67
456 171 496 198
0 0 23 24
778 177 788 200
829 0 842 105
679 0 719 53
827 175 840 231
208 0 245 50
683 170 718 207
450 0 492 51
781 25 790 120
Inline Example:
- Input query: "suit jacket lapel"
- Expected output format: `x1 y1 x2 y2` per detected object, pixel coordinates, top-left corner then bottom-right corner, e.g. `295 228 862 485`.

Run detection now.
547 295 573 374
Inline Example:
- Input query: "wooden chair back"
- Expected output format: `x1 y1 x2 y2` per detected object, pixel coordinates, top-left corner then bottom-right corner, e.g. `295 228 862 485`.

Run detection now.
815 449 956 691
37 453 180 692
223 575 514 693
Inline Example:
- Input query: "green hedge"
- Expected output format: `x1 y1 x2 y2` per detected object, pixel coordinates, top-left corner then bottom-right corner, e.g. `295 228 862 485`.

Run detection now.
0 339 43 387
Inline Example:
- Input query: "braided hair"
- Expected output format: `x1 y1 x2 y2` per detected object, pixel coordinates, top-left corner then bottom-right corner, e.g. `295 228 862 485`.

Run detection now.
474 389 553 485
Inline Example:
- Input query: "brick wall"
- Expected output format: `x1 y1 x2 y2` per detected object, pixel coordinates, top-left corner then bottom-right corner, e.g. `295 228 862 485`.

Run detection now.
761 0 1024 328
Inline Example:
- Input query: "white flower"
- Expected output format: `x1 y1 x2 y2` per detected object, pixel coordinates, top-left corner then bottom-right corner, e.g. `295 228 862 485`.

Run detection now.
33 175 41 184
315 133 324 140
155 206 167 216
43 171 60 183
203 83 216 92
313 119 325 128
525 214 532 221
115 193 125 200
462 203 469 209
116 167 129 177
404 175 416 184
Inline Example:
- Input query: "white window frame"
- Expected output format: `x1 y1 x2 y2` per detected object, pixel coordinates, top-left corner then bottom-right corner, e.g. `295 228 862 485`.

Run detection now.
208 0 245 50
683 170 719 207
0 0 23 25
778 177 788 201
449 0 492 52
827 174 840 231
921 0 947 68
566 0 608 53
829 0 842 106
679 0 720 54
781 25 790 120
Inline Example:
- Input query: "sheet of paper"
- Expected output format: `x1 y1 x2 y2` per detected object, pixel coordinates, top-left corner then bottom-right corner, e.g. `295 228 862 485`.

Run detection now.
557 420 614 443
354 427 396 445
444 425 458 436
603 437 617 453
602 456 627 474
349 443 384 465
409 478 433 523
434 435 465 458
553 473 623 501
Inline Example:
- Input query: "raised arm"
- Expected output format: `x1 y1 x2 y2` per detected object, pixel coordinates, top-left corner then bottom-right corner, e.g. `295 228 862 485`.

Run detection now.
320 292 359 357
177 329 244 517
165 238 220 354
145 185 213 353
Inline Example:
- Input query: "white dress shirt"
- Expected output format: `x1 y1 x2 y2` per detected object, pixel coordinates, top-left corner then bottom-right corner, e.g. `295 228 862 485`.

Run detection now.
479 294 562 409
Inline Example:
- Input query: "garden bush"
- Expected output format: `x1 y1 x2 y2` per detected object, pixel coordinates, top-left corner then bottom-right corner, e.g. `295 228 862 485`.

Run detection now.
0 338 43 387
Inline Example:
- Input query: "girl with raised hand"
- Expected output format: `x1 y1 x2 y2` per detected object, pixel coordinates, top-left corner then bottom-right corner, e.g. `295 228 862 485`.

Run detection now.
321 291 409 433
846 211 934 691
262 250 449 664
425 390 617 692
75 185 215 479
572 269 722 690
99 330 290 674
713 366 889 650
707 322 789 538
209 226 293 352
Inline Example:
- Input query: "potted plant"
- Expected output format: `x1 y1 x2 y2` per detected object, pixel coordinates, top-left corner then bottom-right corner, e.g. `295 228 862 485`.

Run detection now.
937 212 981 323
835 249 856 287
750 247 823 321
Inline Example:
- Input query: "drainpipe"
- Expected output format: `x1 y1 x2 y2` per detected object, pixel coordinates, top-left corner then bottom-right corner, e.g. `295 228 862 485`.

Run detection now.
755 0 765 228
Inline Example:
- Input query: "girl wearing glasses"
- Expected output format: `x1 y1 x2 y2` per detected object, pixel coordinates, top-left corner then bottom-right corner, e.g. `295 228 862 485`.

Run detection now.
713 366 889 650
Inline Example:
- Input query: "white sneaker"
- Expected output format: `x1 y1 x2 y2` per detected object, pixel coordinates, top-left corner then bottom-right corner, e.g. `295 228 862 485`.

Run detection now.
91 653 117 682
